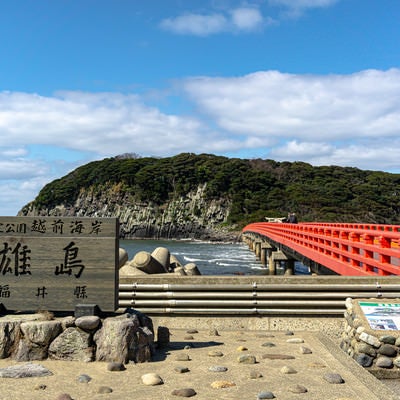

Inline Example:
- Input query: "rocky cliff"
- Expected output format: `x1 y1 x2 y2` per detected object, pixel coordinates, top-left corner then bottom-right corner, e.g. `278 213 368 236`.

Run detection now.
20 183 240 241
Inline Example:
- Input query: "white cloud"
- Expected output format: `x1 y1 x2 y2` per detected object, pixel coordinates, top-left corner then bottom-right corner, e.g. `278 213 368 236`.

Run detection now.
0 177 52 216
230 7 263 31
0 158 49 180
270 0 340 16
271 0 339 7
182 69 400 141
272 140 333 158
0 91 233 156
160 13 228 36
159 1 339 36
160 7 264 36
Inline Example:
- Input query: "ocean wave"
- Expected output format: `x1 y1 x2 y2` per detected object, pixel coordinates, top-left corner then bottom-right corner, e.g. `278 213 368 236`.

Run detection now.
183 256 205 262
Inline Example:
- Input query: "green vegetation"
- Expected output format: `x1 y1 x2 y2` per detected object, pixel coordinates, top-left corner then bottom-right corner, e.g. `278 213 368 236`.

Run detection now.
31 153 400 227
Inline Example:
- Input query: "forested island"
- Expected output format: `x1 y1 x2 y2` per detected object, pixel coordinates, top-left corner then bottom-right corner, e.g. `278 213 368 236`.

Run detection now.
18 153 400 240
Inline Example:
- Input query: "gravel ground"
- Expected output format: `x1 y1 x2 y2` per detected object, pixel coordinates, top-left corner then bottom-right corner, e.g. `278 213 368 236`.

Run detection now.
0 329 397 400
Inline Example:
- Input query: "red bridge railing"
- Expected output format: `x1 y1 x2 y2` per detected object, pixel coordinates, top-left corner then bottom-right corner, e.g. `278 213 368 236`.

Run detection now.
242 222 400 276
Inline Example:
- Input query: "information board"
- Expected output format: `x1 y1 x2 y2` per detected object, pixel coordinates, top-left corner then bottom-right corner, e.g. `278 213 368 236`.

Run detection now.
359 301 400 331
0 216 119 312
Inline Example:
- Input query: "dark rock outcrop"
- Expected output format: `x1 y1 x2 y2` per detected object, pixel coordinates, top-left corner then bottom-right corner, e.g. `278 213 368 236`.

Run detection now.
20 183 240 241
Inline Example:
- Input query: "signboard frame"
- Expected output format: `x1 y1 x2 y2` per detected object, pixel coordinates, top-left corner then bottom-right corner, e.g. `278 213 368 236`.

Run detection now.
0 216 119 312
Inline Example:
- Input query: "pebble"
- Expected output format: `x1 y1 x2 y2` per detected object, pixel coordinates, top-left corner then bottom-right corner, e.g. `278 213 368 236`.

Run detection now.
393 356 400 368
257 390 275 399
208 350 224 357
289 384 308 393
141 373 164 386
261 342 276 347
208 365 228 372
186 329 198 334
237 354 256 364
256 333 275 338
354 353 373 367
280 365 297 374
308 362 326 368
175 354 191 361
57 395 73 400
97 386 113 394
75 315 101 331
286 338 304 344
300 345 312 354
77 374 92 383
210 380 236 388
34 384 47 390
208 329 220 336
323 373 345 384
171 388 197 397
236 345 248 351
184 335 194 340
359 332 381 348
184 345 193 349
174 366 190 373
380 335 396 345
285 330 294 335
262 354 295 360
377 344 398 357
376 355 394 368
107 362 125 371
250 370 263 379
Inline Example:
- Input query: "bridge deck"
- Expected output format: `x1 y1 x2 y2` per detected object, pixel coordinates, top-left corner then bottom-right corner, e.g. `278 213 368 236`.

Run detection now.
243 222 400 276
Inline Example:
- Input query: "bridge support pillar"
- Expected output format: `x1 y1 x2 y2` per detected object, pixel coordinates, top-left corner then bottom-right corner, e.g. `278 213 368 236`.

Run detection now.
284 259 295 275
254 241 261 259
260 247 266 265
268 250 276 275
260 243 272 266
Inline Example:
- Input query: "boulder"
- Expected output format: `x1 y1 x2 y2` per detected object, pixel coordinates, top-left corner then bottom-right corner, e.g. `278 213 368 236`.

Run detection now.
0 321 21 359
94 312 152 363
48 327 94 362
14 320 62 361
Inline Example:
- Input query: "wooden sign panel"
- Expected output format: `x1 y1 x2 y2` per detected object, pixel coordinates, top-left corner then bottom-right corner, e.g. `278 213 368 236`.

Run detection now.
0 216 119 312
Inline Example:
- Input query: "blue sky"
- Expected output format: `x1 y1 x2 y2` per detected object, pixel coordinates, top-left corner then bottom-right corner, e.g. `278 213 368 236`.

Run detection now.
0 0 399 215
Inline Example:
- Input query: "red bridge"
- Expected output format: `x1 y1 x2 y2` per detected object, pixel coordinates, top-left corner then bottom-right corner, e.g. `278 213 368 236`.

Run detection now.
242 222 400 276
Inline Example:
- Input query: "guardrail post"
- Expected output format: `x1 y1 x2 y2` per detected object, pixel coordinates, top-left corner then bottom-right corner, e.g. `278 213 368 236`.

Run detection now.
349 232 361 268
362 234 374 273
340 231 349 263
378 236 391 275
332 230 340 259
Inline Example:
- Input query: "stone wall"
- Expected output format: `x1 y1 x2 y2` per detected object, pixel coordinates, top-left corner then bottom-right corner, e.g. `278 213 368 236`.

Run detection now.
0 309 154 364
341 298 400 378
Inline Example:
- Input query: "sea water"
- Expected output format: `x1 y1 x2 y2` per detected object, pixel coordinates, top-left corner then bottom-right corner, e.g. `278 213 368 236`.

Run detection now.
120 239 310 276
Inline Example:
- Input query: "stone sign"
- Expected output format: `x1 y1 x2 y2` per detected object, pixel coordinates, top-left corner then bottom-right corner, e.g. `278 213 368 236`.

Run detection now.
0 216 119 312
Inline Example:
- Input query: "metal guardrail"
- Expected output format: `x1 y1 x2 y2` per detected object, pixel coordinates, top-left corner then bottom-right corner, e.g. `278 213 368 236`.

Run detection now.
118 278 400 316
